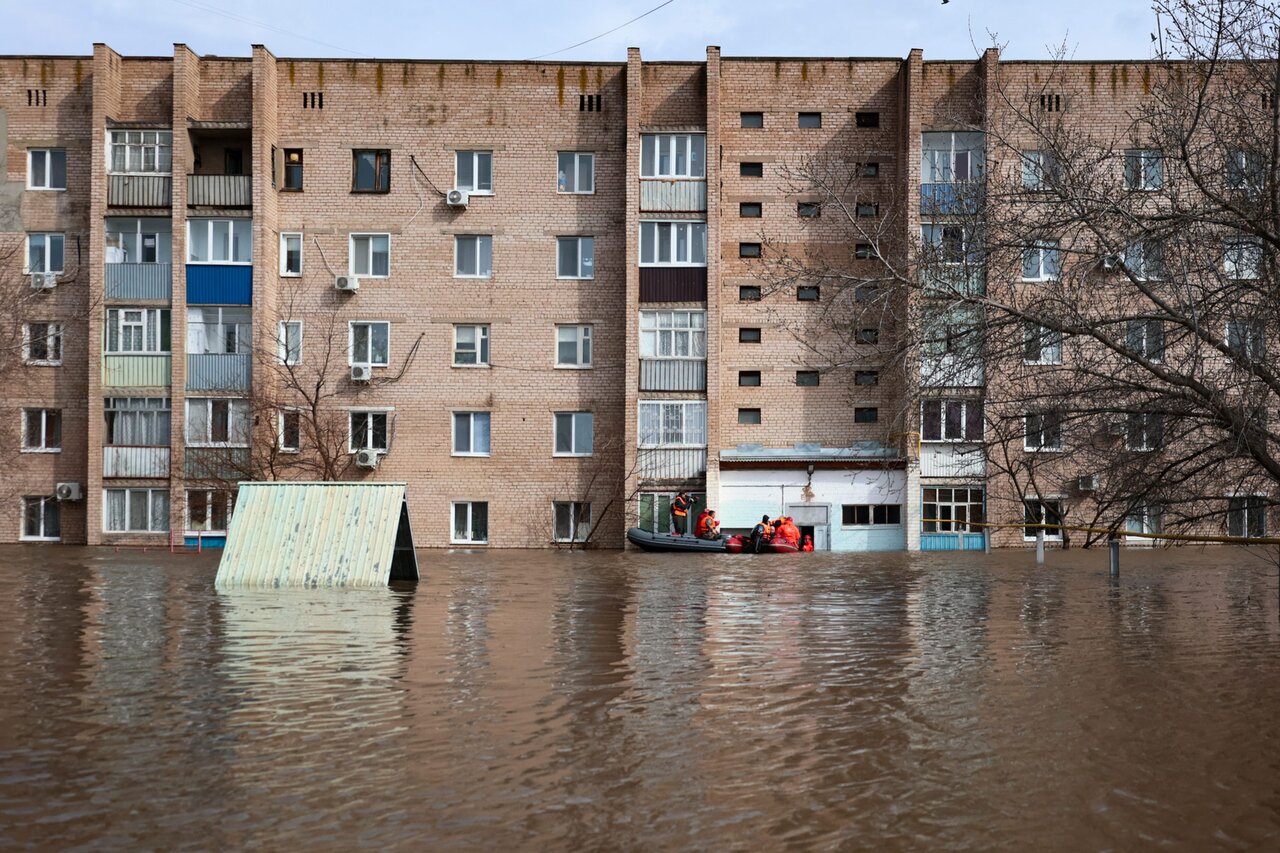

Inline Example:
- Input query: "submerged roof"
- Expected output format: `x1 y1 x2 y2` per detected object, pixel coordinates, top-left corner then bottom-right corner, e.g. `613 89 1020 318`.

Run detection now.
215 482 418 588
720 442 902 463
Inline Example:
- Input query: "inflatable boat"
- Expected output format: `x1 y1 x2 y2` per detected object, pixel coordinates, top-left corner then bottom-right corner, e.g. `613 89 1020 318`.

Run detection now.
626 527 728 553
724 534 800 554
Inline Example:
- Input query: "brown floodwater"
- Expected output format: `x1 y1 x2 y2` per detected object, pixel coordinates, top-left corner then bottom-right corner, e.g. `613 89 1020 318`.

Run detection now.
1 545 1279 851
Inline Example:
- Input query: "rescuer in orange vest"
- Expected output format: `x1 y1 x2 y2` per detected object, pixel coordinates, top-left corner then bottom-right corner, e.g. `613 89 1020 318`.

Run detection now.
801 535 814 552
671 491 692 535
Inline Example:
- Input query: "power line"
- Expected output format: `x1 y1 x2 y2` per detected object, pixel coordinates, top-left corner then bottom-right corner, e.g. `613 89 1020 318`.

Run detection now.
525 0 677 61
165 0 370 57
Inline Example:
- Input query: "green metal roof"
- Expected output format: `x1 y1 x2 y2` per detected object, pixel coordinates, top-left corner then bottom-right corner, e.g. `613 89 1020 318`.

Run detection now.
215 482 418 588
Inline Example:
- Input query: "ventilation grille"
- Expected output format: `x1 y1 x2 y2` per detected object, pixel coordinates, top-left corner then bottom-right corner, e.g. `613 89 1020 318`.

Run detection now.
1039 93 1062 112
579 94 603 112
27 89 47 107
303 91 324 109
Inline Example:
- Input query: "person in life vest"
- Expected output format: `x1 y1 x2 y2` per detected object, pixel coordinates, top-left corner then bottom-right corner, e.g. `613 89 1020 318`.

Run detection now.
801 535 814 552
671 491 692 535
695 508 721 540
778 517 801 547
749 514 772 553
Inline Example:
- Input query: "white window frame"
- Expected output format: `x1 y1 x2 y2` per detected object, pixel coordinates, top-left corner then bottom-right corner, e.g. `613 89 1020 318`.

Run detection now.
1125 412 1163 452
280 232 303 276
1022 240 1061 281
21 408 61 453
640 134 706 179
278 408 302 453
107 130 173 175
1023 323 1063 365
348 321 391 367
348 409 391 453
185 398 251 448
185 489 235 534
453 324 490 367
1023 498 1065 541
21 495 60 541
26 233 65 274
553 501 593 543
921 131 985 183
1021 150 1056 190
556 236 595 279
452 411 492 457
278 320 303 366
103 488 170 534
553 411 594 457
106 217 171 265
27 148 66 191
451 500 490 545
1226 319 1265 362
1124 148 1163 191
1224 238 1263 280
557 152 595 194
106 308 169 354
921 224 976 267
348 233 390 278
920 399 983 442
1125 504 1163 540
1227 149 1264 192
186 306 251 356
1124 240 1163 281
1227 495 1268 538
922 487 985 534
555 324 593 368
1024 412 1064 452
104 397 171 448
639 310 707 359
638 401 707 448
454 235 493 278
187 219 252 265
1126 319 1164 363
23 322 63 366
639 220 708 267
455 150 494 194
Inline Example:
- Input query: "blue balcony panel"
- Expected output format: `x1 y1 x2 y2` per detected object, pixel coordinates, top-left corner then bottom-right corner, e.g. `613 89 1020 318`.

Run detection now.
920 182 982 216
186 264 252 305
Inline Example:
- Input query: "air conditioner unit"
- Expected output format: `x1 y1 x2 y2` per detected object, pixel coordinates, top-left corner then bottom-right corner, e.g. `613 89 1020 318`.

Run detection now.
351 364 373 382
335 274 359 292
30 272 57 290
355 448 380 469
1077 474 1098 492
446 188 469 208
55 482 83 501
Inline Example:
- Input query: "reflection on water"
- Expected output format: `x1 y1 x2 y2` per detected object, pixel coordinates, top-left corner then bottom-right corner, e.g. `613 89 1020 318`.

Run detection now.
1 547 1279 849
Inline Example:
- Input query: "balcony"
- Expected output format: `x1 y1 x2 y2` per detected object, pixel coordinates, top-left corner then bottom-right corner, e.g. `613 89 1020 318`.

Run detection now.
188 174 253 207
103 355 171 388
185 447 251 481
187 354 252 392
639 268 707 302
640 180 707 212
108 174 172 207
921 354 984 389
922 268 985 298
105 263 171 301
639 359 706 392
920 182 982 216
919 443 986 478
637 447 707 480
103 446 170 478
186 265 252 304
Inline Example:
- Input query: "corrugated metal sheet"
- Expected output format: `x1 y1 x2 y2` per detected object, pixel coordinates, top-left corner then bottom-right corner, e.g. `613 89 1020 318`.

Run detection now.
108 174 172 207
103 446 170 478
103 355 171 387
639 267 707 302
919 443 986 477
637 447 706 480
921 532 987 551
188 174 253 207
187 353 252 391
185 447 251 480
186 265 252 304
640 358 706 391
640 180 707 212
106 263 172 301
216 482 419 587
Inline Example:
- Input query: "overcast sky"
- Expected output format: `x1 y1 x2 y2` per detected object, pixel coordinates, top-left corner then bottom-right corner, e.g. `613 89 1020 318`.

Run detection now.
4 0 1161 62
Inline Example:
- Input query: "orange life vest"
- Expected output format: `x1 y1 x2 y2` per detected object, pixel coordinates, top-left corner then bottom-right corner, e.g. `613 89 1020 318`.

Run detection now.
673 495 691 517
694 512 711 537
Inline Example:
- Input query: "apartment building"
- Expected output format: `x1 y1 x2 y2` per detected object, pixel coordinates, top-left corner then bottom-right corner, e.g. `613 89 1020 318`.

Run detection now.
1 44 1270 550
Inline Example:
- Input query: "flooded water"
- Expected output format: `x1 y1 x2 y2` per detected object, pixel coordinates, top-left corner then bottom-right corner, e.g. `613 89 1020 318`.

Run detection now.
1 546 1279 850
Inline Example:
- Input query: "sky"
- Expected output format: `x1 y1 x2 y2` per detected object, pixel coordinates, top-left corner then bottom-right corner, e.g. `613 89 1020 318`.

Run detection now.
2 0 1161 62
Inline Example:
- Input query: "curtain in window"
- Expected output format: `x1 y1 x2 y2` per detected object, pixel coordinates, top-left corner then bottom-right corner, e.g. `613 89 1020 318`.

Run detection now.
105 490 126 532
639 404 661 446
150 490 170 532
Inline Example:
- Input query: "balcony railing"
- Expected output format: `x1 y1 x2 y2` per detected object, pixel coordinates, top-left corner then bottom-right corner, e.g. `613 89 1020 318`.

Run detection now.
922 268 985 297
639 268 707 302
187 353 252 392
108 174 172 207
188 174 252 207
103 446 170 478
186 265 252 305
921 354 985 388
106 263 171 301
919 443 986 478
920 181 982 216
639 359 706 392
636 447 707 480
185 447 250 481
640 180 707 212
103 355 171 388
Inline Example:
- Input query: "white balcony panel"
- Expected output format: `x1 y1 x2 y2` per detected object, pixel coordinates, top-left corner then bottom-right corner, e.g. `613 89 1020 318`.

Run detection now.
637 447 706 480
103 446 170 478
639 180 707 212
920 443 986 478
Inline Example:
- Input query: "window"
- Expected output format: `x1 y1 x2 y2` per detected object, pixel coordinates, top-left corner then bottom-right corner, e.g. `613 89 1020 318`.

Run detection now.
278 321 302 365
858 162 880 178
1127 319 1164 362
740 162 764 177
455 235 493 278
349 233 390 278
104 489 169 533
922 400 983 441
186 398 250 446
640 310 706 359
279 409 301 452
854 407 878 423
1225 238 1263 280
553 501 593 543
857 328 879 344
842 504 902 525
554 412 593 456
1023 499 1063 540
797 285 820 301
639 221 707 266
1021 150 1057 190
280 233 303 276
453 324 490 366
1228 496 1267 538
24 323 63 365
641 134 706 178
456 150 493 194
105 398 170 446
855 112 880 128
1226 320 1265 362
737 408 762 425
28 149 66 190
740 112 764 128
922 132 984 183
796 370 819 386
856 285 880 301
283 149 304 190
26 233 64 274
739 285 762 301
855 371 879 386
1125 504 1163 538
108 130 172 174
349 321 390 367
856 203 877 217
21 496 60 541
855 244 874 260
1025 412 1063 451
187 219 252 264
638 401 706 447
556 325 593 367
1126 412 1163 451
1227 149 1263 192
187 490 234 533
1124 149 1163 190
105 217 171 264
1024 323 1063 365
923 487 985 533
187 307 250 355
798 202 821 218
352 149 391 192
557 236 595 279
452 412 491 456
921 224 977 267
739 242 762 258
1123 240 1164 281
22 409 61 452
740 202 762 218
452 501 489 544
797 111 822 129
557 152 594 193
739 328 762 344
739 370 761 386
1022 240 1061 281
350 411 390 453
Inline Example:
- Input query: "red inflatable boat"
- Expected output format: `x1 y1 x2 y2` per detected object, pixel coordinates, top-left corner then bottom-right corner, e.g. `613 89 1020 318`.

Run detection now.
724 534 800 554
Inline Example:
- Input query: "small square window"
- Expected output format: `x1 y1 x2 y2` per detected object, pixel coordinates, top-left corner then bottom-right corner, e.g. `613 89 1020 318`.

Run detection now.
453 324 491 367
740 202 762 218
856 203 878 217
857 328 879 345
859 162 880 178
283 149 303 190
798 112 822 129
738 408 762 425
351 149 390 192
740 162 764 178
855 112 880 128
455 235 494 278
739 328 762 343
855 285 879 302
796 370 819 386
557 152 594 193
855 370 879 386
740 111 764 128
797 286 819 301
457 150 494 194
855 244 873 260
739 370 761 386
739 242 762 258
854 407 878 423
798 202 821 218
739 285 761 301
28 149 66 190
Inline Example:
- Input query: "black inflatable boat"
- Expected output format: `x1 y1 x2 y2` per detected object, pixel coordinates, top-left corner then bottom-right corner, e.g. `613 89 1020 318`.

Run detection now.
626 527 727 553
